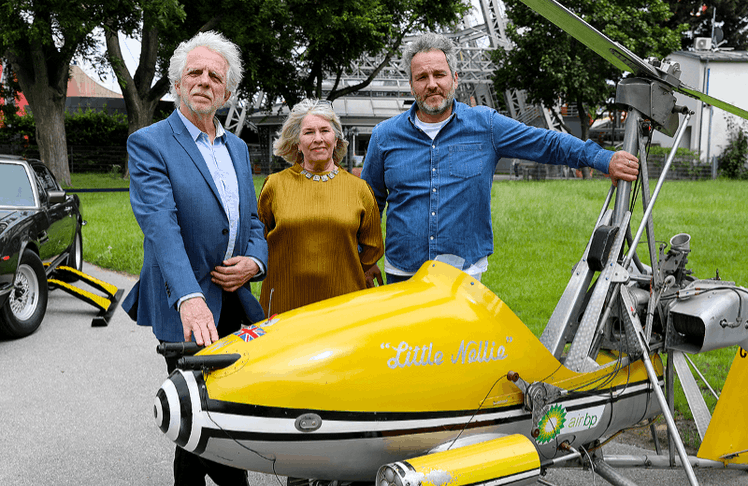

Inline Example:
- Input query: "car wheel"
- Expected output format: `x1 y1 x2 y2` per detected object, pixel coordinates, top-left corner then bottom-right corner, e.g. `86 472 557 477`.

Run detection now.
57 228 83 282
0 250 49 338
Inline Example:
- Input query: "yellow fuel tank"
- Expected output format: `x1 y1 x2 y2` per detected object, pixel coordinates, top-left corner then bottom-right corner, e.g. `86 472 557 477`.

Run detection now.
377 434 540 486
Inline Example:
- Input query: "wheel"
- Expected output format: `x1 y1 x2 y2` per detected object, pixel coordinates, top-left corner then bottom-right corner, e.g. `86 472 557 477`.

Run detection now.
67 228 83 272
57 227 83 282
0 250 49 338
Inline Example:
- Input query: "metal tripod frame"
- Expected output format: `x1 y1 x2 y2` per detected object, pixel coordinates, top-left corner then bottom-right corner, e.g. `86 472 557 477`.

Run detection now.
607 79 699 486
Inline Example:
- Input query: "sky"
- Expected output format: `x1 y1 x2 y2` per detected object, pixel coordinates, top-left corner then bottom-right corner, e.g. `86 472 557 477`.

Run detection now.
76 29 141 95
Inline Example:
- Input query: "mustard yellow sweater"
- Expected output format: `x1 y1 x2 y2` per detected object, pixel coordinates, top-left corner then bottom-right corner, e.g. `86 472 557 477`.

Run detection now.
258 164 383 316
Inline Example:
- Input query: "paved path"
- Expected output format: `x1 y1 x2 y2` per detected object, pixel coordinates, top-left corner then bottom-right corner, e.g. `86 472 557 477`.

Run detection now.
1 264 745 485
0 264 278 486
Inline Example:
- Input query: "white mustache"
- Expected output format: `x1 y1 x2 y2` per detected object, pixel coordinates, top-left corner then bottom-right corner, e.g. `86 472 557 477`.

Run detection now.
191 89 212 100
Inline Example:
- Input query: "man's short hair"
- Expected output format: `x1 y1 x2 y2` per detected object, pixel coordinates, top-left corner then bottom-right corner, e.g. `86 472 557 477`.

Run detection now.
168 31 243 108
401 33 458 82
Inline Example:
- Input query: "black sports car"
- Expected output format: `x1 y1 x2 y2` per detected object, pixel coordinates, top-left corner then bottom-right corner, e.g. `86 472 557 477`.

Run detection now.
0 155 84 338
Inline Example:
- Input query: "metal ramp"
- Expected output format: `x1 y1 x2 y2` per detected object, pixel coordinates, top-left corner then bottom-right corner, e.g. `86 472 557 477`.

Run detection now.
48 266 124 327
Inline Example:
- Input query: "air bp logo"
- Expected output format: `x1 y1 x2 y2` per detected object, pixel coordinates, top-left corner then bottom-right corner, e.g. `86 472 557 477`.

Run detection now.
535 404 605 444
536 404 567 444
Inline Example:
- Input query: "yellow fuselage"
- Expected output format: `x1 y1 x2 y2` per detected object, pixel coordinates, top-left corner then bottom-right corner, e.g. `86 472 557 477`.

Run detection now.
154 261 662 480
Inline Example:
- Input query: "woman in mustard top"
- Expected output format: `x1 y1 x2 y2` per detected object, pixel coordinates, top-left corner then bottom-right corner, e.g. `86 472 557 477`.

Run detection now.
258 99 384 316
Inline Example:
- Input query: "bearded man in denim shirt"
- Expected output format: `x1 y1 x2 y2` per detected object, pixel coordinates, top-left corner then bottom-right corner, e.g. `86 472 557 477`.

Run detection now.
361 33 640 284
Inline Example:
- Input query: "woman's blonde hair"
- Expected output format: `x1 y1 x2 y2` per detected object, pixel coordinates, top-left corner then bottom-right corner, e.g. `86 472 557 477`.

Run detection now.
273 99 349 165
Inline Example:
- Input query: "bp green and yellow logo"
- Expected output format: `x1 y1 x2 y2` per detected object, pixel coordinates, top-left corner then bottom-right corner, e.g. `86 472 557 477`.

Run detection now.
535 404 605 444
536 404 567 444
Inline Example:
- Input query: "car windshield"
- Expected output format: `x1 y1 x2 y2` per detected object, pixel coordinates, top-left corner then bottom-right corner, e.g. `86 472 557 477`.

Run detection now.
0 163 36 207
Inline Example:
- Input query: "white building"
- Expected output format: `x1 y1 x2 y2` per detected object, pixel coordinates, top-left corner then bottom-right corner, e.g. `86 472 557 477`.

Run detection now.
651 49 748 164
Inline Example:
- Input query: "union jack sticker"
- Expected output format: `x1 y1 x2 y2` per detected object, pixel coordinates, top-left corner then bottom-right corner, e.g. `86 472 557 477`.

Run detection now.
234 326 266 342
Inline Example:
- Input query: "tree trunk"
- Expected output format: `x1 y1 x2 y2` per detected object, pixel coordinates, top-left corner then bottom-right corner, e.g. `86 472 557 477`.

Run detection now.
6 50 72 185
120 95 162 179
105 23 170 179
125 99 162 135
30 95 70 185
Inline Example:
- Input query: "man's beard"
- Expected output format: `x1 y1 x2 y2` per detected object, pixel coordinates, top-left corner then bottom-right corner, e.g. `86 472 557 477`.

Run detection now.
415 85 456 117
183 88 224 115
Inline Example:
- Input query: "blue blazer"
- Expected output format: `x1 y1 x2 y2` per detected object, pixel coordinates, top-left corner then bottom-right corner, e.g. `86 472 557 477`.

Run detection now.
122 110 268 342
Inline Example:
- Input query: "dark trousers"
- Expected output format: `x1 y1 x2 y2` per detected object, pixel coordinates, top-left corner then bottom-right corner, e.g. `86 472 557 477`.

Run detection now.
385 273 411 284
163 291 249 486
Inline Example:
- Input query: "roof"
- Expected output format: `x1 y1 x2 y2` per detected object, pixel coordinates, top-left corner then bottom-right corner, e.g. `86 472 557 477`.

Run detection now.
669 50 748 63
248 96 413 134
66 65 122 99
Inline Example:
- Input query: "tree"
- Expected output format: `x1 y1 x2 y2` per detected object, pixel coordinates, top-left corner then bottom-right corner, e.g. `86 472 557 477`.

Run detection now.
0 1 151 184
219 0 471 107
280 0 472 105
95 0 291 181
492 0 683 145
166 0 300 110
102 1 186 139
100 0 471 141
719 115 748 179
664 0 748 51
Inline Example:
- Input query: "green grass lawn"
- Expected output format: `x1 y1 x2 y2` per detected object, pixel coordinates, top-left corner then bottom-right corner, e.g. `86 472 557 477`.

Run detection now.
485 179 747 421
68 174 748 422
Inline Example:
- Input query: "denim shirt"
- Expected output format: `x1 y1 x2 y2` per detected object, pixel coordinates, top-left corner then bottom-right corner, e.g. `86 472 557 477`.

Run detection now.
361 101 613 273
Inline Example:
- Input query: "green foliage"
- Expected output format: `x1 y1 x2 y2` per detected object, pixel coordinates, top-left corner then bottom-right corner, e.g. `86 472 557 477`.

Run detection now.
100 0 186 136
646 146 700 159
0 63 22 122
664 0 748 51
210 0 471 106
718 119 748 179
100 0 468 135
0 108 129 147
646 146 708 180
0 109 35 144
64 107 129 146
492 0 684 138
0 0 182 183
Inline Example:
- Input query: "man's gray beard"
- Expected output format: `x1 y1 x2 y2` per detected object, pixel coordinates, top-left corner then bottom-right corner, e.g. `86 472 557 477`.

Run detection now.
181 92 225 116
416 88 456 116
185 100 220 116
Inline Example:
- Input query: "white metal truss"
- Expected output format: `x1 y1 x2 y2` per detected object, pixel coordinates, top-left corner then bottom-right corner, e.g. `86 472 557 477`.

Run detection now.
476 0 512 50
224 1 563 135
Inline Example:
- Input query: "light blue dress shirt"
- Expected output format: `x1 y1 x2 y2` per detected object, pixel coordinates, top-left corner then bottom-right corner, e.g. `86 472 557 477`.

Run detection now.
176 110 262 310
178 110 240 260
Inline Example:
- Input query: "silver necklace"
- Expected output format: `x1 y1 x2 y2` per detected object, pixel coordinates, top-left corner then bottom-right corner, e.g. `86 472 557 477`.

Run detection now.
300 166 339 182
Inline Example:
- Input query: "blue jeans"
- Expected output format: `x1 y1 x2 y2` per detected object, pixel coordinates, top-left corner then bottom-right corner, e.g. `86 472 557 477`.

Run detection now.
386 273 411 284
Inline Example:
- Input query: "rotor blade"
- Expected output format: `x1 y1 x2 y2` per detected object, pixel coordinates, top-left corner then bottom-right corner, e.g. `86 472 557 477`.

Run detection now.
677 84 748 120
518 0 658 78
520 0 748 121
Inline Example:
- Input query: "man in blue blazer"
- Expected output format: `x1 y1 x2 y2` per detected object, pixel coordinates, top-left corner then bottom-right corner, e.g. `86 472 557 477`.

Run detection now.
123 31 266 485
